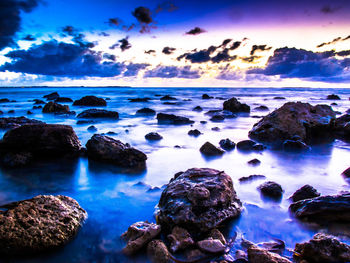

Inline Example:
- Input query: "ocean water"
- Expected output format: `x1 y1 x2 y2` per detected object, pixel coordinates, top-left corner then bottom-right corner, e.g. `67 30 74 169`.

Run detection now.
0 86 349 262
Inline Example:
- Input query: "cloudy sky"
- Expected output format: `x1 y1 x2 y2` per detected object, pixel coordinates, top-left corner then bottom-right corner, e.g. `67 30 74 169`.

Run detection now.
0 0 350 87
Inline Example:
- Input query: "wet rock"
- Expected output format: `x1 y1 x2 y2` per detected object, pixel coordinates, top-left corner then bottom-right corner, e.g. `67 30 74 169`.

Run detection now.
223 97 250 113
136 108 156 115
43 92 59 100
147 240 170 263
273 96 286 100
188 129 201 137
249 102 336 145
283 139 310 151
255 105 269 111
198 238 226 253
0 195 87 255
2 152 32 168
258 181 283 199
158 168 242 232
200 121 207 124
295 233 350 263
0 98 10 103
121 221 161 255
239 174 266 183
237 140 264 151
0 117 44 129
42 102 70 114
200 142 224 156
248 158 261 166
219 139 235 151
145 132 163 141
235 250 248 261
327 94 341 100
160 95 177 101
291 185 320 202
73 96 107 106
55 97 73 103
248 246 292 263
209 229 226 245
128 97 151 102
342 167 350 178
193 106 203 112
86 134 147 168
77 109 119 119
202 94 213 99
334 114 350 140
87 125 97 132
33 99 45 104
167 226 194 252
157 113 194 125
289 193 350 223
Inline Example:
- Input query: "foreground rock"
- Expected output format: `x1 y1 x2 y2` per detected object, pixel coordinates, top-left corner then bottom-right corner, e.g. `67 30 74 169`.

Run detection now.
0 117 44 129
86 134 147 169
289 193 350 223
73 96 107 106
157 168 242 232
248 246 292 263
147 240 171 263
121 221 161 255
291 185 320 202
200 142 224 156
42 102 70 114
223 97 250 113
157 113 194 125
0 195 87 255
258 181 283 199
249 102 336 145
167 226 194 252
295 233 350 263
77 109 119 119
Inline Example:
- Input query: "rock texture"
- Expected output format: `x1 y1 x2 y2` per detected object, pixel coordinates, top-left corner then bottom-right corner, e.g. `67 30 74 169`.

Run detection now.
334 114 350 140
77 109 119 119
42 102 70 114
223 97 250 113
200 142 224 156
0 117 44 129
197 239 226 253
147 240 170 263
157 168 242 232
219 139 236 151
73 96 107 106
291 185 320 202
167 226 194 252
258 181 283 199
248 246 292 263
0 195 87 255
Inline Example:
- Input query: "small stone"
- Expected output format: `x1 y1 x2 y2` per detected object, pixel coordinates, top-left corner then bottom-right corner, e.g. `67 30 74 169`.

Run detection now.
327 94 341 100
188 129 201 137
87 125 97 132
136 108 156 115
202 94 213 99
239 175 266 183
219 139 235 151
160 95 177 101
209 229 226 245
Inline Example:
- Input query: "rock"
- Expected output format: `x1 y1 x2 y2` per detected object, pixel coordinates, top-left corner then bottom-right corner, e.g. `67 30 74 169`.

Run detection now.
219 139 235 151
291 185 320 202
121 221 161 255
334 114 350 140
200 121 207 124
327 94 341 100
239 174 266 183
209 229 226 245
73 96 107 106
157 113 194 125
128 97 151 102
223 97 250 113
2 152 32 168
167 226 194 252
237 140 260 151
160 95 177 101
32 106 42 109
163 102 178 105
255 105 269 111
76 120 96 125
283 139 310 151
289 193 350 223
249 102 336 145
0 124 81 163
186 249 206 261
0 117 44 129
193 106 203 112
55 97 73 103
258 181 283 199
273 96 286 100
0 98 10 103
145 132 163 141
42 102 70 114
33 99 45 104
147 240 170 263
248 246 292 263
77 109 119 119
210 115 225 122
235 250 248 260
157 168 242 232
202 94 213 99
198 239 226 253
206 110 236 119
8 110 15 114
43 92 59 100
295 233 350 263
188 129 201 137
342 167 350 177
87 125 97 132
0 195 87 255
86 134 147 168
212 127 220 131
136 108 156 115
27 110 33 115
200 142 224 156
248 158 261 166
331 102 338 106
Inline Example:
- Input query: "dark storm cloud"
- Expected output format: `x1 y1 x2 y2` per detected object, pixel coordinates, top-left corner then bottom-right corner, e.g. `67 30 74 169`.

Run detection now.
248 47 350 82
185 27 206 35
0 0 40 51
145 49 156 54
230 41 241 50
250 45 272 55
22 34 36 41
317 35 350 48
132 7 153 24
144 65 201 79
162 46 176 55
177 46 217 63
0 40 145 78
119 37 131 51
211 49 237 63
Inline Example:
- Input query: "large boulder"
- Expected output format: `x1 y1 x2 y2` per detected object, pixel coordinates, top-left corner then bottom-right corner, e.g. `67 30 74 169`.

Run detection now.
157 113 194 125
223 97 250 113
73 96 107 106
0 195 87 255
295 233 350 263
0 117 44 129
249 102 336 145
77 109 119 119
157 168 242 232
86 134 147 169
42 102 70 114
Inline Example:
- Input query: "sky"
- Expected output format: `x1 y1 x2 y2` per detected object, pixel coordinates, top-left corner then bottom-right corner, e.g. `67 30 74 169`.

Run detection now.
0 0 349 87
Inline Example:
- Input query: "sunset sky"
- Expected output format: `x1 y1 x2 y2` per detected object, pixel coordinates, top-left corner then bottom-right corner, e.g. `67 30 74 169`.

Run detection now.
0 0 350 87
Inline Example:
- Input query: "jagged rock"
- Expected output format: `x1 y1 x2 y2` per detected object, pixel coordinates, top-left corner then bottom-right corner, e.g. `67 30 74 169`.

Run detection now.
0 195 87 255
0 117 44 129
55 97 73 103
258 181 283 199
291 185 320 202
157 168 242 232
145 132 163 141
200 142 224 156
219 139 236 151
239 174 266 183
248 246 292 263
223 97 250 113
249 102 336 145
188 129 201 137
73 96 107 106
43 92 59 100
157 113 194 125
121 221 161 255
327 94 341 100
295 233 350 263
86 134 147 168
167 226 194 252
193 106 203 112
160 95 177 101
136 108 156 115
147 240 170 263
77 109 119 119
42 102 70 114
198 238 226 253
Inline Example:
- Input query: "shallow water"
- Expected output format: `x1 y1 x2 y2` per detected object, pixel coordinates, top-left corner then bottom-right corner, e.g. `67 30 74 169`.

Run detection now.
0 87 349 262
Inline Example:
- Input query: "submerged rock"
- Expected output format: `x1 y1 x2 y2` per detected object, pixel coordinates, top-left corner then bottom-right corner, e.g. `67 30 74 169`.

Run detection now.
219 138 236 151
248 246 292 263
77 109 119 119
73 96 107 106
249 102 336 145
157 113 194 125
43 92 59 100
145 132 163 141
0 98 10 103
33 99 45 104
87 125 98 132
86 134 147 168
167 226 194 252
291 185 320 202
121 221 161 255
327 94 341 100
248 158 261 166
200 142 224 156
0 117 44 129
0 195 87 255
42 102 70 114
147 240 170 263
258 181 283 199
294 233 350 263
136 108 156 115
2 152 33 168
157 168 242 232
223 97 250 113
